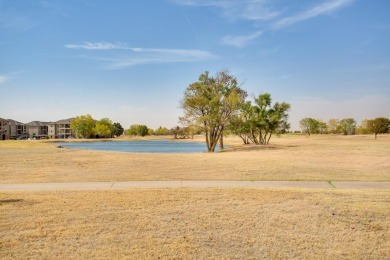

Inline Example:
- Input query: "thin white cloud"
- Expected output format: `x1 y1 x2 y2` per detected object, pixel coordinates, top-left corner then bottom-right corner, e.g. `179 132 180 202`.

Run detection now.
174 0 354 48
65 42 127 50
221 31 262 47
127 47 216 58
65 42 214 56
106 49 216 69
65 42 216 69
273 0 354 29
171 0 230 8
172 0 280 21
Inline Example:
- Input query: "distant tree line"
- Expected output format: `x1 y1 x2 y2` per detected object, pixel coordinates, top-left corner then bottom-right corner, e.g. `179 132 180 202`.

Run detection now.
299 117 390 139
70 114 124 138
70 114 202 139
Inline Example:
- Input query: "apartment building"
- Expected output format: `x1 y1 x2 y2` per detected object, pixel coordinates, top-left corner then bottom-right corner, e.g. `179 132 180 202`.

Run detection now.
0 117 74 140
0 118 27 140
52 118 74 139
26 121 49 138
27 118 75 139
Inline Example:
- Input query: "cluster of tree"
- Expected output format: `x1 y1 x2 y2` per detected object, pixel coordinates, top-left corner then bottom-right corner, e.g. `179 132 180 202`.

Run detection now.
299 118 328 136
299 118 355 136
153 125 203 138
357 118 390 138
125 125 190 137
299 117 390 138
70 114 124 138
228 93 290 145
154 126 170 136
70 117 187 139
180 70 290 152
170 125 202 139
125 124 149 137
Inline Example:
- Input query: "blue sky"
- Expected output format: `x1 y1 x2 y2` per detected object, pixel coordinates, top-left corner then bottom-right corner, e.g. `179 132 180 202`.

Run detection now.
1 0 389 130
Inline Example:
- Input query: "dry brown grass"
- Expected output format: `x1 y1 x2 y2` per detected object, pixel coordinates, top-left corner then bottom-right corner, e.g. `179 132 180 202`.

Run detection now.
1 188 389 259
0 134 389 183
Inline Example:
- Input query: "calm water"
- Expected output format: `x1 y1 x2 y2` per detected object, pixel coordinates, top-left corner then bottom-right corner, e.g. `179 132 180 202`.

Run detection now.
56 140 217 153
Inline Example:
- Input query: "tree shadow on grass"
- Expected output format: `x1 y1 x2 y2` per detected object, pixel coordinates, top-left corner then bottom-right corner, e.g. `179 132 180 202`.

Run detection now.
0 199 23 204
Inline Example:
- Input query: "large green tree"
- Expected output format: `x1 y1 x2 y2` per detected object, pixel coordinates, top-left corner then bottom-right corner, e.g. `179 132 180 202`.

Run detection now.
339 118 356 135
366 117 390 139
327 119 340 134
181 70 246 152
228 101 253 144
249 93 290 145
317 121 327 135
220 93 291 145
126 124 149 136
112 122 124 137
70 114 96 138
154 126 170 136
93 118 113 138
299 118 319 136
356 119 371 135
94 118 113 138
94 123 111 138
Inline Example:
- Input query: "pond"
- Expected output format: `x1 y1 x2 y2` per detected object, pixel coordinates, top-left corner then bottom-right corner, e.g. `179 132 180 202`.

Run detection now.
56 140 220 153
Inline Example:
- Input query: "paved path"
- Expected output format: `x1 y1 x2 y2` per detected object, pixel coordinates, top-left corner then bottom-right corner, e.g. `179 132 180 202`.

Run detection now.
0 181 389 191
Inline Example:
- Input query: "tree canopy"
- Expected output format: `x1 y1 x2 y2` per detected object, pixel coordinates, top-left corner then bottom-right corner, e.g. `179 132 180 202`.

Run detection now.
298 117 390 138
299 118 320 136
366 117 390 139
250 93 290 144
126 124 149 136
181 70 247 152
154 126 170 136
180 70 290 150
339 118 356 135
70 115 127 139
70 114 96 138
112 122 124 137
94 118 113 138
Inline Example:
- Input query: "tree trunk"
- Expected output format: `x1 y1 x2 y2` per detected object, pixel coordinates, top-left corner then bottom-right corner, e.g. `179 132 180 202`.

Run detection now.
204 122 211 151
259 130 267 145
219 128 224 150
250 129 258 144
208 125 224 152
238 134 248 144
259 131 263 145
266 132 272 145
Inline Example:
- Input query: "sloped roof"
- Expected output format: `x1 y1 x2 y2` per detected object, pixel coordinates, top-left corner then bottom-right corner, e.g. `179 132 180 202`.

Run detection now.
26 121 49 127
0 118 25 125
7 119 25 125
55 118 74 124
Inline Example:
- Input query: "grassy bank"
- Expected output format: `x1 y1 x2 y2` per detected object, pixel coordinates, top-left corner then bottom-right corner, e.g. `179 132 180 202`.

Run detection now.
0 135 389 183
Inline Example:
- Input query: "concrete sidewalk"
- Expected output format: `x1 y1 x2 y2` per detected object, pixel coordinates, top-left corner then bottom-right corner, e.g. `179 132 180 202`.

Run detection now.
0 181 389 191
